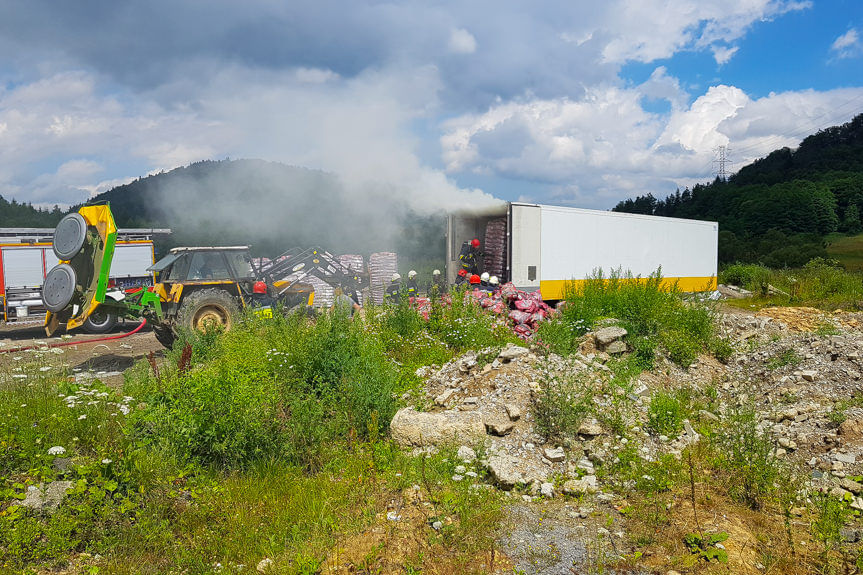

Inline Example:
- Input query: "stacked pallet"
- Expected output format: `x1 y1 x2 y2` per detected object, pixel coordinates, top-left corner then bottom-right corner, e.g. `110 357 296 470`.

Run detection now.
339 254 364 273
303 274 335 308
369 252 398 305
483 217 507 279
338 254 365 305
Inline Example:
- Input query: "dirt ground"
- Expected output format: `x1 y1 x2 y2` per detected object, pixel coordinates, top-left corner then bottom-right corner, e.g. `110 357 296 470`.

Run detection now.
0 320 164 387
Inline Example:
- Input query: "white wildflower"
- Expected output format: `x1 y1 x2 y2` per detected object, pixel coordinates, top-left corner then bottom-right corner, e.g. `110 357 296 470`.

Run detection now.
119 405 130 415
48 446 66 455
39 366 51 372
101 458 112 464
78 414 87 420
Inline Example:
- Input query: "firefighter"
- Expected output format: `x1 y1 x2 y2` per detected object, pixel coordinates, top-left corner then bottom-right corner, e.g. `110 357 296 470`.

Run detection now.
406 270 419 298
454 268 469 286
385 272 402 305
431 269 447 295
249 281 276 318
458 238 482 275
469 274 481 289
480 272 490 289
489 275 500 292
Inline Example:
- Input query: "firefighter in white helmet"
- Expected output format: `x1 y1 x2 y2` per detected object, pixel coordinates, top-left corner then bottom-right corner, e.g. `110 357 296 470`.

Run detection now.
406 270 419 298
431 268 447 295
489 275 500 293
385 272 402 305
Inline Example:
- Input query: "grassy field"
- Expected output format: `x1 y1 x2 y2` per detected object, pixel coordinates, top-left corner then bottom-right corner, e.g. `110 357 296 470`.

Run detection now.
2 276 862 573
827 233 863 271
720 259 863 310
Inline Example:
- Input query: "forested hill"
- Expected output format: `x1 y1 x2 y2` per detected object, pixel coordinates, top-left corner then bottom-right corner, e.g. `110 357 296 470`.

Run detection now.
0 196 65 227
613 113 863 267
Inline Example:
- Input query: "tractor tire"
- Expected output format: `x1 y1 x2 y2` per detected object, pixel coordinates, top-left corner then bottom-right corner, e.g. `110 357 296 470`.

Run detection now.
82 307 118 334
176 288 241 335
152 324 176 349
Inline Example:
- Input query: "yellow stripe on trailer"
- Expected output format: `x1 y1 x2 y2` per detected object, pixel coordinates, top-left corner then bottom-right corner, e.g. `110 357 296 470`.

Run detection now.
539 276 718 301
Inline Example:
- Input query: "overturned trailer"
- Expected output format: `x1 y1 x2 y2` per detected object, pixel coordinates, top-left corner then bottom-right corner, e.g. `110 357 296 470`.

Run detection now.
0 226 170 325
446 202 718 300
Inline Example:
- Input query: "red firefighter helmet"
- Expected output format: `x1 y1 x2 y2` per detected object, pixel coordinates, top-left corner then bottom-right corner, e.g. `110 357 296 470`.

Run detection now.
457 269 468 277
253 281 268 294
471 238 480 248
469 274 481 284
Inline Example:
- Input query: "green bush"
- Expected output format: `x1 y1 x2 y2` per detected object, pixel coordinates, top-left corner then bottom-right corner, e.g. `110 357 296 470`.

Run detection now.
711 408 780 510
532 372 591 440
126 310 399 470
720 263 772 294
547 268 720 367
647 391 684 436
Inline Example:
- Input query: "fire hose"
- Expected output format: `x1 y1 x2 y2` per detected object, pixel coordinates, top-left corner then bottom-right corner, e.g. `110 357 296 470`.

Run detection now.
0 319 148 354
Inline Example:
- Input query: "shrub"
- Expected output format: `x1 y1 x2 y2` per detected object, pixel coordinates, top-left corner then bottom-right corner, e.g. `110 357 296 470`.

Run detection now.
125 310 399 470
647 391 684 436
720 263 771 294
532 372 591 440
710 408 780 510
556 268 720 367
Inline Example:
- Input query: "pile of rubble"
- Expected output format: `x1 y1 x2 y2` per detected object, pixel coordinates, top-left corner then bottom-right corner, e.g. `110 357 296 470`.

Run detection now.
392 329 631 497
391 307 863 515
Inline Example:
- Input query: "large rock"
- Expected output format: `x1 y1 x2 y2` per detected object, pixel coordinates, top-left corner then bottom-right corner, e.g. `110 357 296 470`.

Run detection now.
498 344 530 362
390 408 485 447
543 447 566 462
562 475 598 495
578 420 603 437
486 454 547 489
840 417 863 440
16 481 74 514
485 420 515 436
593 326 627 347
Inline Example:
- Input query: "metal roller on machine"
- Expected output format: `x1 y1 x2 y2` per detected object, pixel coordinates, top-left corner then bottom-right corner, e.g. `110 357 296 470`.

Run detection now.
42 264 78 313
53 213 89 260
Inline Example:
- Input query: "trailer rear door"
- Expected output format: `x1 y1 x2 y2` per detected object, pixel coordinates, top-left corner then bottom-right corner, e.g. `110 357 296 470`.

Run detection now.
509 203 541 290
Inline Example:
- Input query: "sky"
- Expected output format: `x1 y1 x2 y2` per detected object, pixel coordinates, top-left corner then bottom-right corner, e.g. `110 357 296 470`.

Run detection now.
0 0 861 211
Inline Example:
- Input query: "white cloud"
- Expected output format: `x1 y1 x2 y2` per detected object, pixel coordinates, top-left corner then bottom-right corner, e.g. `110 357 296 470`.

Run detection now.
442 82 863 208
600 0 809 64
712 45 739 66
448 28 477 54
831 29 862 59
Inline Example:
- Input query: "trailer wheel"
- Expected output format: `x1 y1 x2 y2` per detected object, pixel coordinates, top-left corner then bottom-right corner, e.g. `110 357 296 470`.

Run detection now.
153 324 176 349
82 307 117 334
177 289 240 335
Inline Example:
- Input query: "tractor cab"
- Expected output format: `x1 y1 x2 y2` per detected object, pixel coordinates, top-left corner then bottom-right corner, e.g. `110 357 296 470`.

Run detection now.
149 246 254 287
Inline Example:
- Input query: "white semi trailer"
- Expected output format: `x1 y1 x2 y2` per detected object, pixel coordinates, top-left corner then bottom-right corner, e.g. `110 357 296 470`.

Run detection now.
446 202 718 300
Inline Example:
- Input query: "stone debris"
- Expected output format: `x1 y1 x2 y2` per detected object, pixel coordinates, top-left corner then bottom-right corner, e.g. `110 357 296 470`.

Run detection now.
498 344 530 362
543 447 566 462
16 481 74 514
562 475 598 495
505 403 521 421
485 419 515 436
457 446 477 463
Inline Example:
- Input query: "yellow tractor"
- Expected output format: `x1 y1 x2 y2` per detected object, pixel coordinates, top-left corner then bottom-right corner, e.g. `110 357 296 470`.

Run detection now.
44 204 362 347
